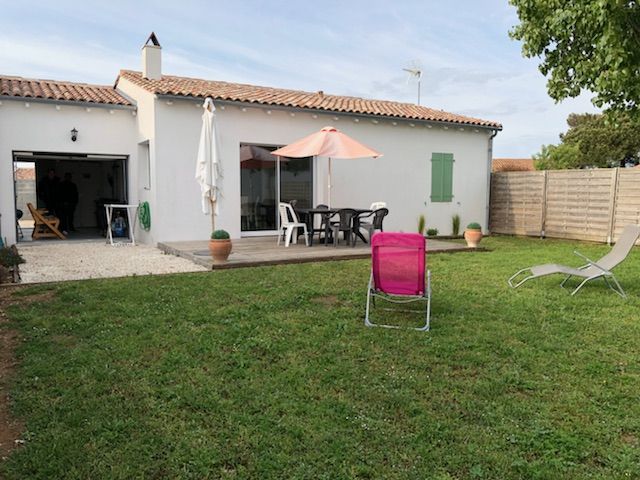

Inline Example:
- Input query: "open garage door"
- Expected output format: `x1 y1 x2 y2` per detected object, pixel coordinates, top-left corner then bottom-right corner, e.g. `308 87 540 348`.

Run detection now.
13 151 128 241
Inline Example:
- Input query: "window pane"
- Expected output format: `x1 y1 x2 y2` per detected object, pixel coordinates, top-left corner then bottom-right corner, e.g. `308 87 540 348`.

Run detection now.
240 145 277 232
280 156 313 209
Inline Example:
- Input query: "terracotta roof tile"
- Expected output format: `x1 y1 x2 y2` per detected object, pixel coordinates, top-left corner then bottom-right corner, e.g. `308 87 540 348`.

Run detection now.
492 158 536 172
118 70 501 129
0 75 132 106
14 167 35 180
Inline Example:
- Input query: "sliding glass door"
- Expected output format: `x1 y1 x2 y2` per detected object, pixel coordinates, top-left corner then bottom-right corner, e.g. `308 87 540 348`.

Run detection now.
240 144 312 234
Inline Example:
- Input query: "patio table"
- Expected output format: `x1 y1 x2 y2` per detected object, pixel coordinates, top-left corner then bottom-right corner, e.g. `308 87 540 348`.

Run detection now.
296 208 372 247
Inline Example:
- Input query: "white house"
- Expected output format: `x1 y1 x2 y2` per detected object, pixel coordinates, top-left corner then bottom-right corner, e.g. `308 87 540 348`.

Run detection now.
0 34 501 246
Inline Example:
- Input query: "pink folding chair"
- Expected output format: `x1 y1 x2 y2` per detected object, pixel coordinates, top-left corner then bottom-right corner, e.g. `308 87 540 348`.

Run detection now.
365 232 432 331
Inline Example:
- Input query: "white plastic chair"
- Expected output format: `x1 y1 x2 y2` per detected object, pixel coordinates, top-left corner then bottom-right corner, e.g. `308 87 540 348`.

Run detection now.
369 201 387 211
277 202 309 247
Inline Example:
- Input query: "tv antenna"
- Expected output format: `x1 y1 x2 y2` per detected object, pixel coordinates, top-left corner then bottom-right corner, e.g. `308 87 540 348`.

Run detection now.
403 63 422 105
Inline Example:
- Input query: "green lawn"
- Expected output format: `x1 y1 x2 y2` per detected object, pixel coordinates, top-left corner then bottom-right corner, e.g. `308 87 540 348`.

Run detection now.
2 236 640 479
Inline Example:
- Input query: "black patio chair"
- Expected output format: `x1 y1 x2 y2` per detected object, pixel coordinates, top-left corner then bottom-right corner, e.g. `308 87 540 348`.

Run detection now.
16 209 24 239
330 208 358 247
311 204 331 244
355 208 388 244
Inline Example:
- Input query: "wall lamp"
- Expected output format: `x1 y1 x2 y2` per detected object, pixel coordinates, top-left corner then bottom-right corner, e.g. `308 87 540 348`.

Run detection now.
71 128 78 142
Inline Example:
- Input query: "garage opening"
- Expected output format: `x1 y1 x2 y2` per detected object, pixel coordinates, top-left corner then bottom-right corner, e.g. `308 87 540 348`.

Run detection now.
13 151 128 241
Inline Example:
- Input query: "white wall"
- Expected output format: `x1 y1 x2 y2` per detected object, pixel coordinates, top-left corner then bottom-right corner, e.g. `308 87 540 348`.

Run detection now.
0 100 138 245
329 123 492 234
0 92 495 246
116 77 157 245
147 98 493 242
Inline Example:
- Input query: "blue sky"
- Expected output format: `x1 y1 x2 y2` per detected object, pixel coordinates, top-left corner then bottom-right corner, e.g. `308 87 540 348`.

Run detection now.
0 0 599 157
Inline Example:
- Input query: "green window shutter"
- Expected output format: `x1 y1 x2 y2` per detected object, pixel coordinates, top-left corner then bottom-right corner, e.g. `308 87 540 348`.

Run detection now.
441 153 454 201
430 153 443 201
430 152 453 202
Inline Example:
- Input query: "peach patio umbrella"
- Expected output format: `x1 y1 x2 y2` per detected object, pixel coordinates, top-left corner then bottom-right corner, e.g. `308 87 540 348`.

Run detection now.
272 126 382 207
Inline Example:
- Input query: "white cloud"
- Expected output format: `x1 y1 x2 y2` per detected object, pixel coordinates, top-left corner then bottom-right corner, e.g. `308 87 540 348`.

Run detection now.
0 0 602 157
0 35 135 84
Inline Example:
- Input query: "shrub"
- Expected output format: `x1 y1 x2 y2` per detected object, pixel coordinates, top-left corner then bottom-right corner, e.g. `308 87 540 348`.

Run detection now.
452 214 461 236
0 265 10 284
417 215 426 235
426 228 439 237
211 230 230 240
0 245 25 268
466 222 482 230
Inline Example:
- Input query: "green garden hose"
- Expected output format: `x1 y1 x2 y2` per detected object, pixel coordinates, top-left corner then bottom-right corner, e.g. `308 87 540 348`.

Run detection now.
138 201 151 231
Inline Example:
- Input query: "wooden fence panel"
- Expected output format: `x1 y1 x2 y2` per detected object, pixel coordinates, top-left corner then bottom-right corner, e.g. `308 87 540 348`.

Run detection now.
612 168 640 242
490 168 640 243
489 171 545 236
544 169 614 242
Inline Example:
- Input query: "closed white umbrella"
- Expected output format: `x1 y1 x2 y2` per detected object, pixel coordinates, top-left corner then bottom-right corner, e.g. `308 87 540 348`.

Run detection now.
195 97 222 230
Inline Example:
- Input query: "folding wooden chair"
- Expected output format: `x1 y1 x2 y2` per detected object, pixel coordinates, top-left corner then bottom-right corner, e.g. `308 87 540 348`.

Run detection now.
27 203 66 240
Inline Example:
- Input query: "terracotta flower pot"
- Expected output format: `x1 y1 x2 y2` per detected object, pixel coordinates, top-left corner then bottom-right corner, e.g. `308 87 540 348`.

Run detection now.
209 239 232 262
464 229 483 248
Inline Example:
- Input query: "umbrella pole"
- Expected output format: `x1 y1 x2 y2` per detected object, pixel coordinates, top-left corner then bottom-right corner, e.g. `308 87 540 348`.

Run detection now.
210 197 216 232
328 157 332 208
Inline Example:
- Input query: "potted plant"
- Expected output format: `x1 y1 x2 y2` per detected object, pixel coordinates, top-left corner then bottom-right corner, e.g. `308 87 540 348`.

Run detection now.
209 229 232 262
426 228 439 237
464 222 483 247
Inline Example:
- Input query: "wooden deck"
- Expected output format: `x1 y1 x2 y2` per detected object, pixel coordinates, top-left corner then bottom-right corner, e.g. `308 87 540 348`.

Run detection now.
158 236 474 270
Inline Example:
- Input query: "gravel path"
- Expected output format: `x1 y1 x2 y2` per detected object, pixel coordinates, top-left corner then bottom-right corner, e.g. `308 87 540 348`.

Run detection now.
17 241 207 284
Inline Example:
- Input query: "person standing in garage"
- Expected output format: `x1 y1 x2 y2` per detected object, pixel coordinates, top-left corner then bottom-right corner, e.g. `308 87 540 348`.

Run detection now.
37 168 60 214
59 172 79 233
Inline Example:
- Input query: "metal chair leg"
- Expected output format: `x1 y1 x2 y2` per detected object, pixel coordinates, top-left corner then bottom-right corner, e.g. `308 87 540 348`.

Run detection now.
364 275 374 327
365 272 432 331
608 274 627 298
508 268 535 289
570 276 597 296
416 271 431 331
560 274 573 288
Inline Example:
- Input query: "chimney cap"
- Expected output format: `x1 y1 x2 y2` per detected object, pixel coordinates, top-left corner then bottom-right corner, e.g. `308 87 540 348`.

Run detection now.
144 32 161 48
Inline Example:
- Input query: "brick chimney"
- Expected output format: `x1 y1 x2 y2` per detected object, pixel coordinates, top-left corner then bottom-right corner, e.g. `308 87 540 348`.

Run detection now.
142 32 161 80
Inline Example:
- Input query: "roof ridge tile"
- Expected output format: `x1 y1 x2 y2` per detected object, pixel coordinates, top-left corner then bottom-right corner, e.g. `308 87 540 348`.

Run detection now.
118 69 500 128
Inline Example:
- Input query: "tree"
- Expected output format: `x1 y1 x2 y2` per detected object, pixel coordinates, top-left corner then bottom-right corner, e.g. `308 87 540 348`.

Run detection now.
561 113 640 167
533 143 581 170
533 112 640 169
510 0 640 115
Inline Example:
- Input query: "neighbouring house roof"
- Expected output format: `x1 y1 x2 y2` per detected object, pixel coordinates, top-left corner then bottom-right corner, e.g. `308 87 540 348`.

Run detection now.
0 75 133 106
492 158 535 172
15 167 35 180
117 70 502 129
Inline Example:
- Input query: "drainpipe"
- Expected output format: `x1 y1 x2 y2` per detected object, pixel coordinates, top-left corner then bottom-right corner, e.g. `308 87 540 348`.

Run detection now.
485 129 499 234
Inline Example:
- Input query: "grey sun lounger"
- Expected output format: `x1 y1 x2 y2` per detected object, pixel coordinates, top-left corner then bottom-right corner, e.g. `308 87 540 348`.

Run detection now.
508 224 640 298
